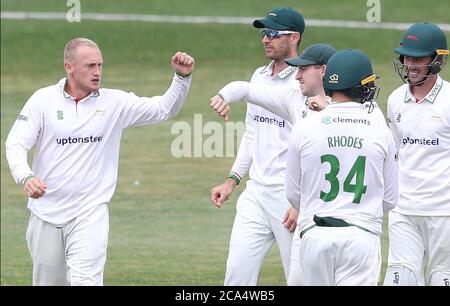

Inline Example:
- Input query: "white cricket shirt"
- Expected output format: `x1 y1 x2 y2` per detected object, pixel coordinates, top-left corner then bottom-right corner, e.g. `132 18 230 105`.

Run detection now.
6 75 191 225
221 62 299 188
387 75 450 216
285 102 398 235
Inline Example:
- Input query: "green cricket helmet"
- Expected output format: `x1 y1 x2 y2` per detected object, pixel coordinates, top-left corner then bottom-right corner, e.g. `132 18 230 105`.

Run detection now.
323 49 379 103
394 22 449 85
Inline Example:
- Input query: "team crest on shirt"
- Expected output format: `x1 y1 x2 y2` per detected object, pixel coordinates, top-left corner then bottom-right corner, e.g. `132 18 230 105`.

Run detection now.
95 108 106 115
17 114 28 121
431 114 441 122
57 110 64 120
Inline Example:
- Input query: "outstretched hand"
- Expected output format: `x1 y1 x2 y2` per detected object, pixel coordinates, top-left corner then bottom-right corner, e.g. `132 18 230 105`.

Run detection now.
172 52 195 77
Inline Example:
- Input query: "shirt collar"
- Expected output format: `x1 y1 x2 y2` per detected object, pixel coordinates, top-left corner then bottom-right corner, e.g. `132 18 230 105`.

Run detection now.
404 75 442 104
327 101 364 109
58 77 100 100
260 61 298 79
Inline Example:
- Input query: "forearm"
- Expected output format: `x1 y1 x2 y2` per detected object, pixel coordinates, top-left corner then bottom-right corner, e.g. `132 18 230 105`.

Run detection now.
218 81 250 103
285 135 301 210
285 175 301 211
220 82 293 122
5 140 33 184
160 73 192 119
122 74 192 127
230 135 252 180
245 84 293 122
230 111 255 179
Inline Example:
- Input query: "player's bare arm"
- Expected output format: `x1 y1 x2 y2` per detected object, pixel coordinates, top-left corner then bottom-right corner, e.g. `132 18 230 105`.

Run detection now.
210 95 231 121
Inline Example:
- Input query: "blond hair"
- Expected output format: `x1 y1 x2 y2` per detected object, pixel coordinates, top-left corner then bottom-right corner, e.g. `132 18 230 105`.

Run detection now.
64 38 99 63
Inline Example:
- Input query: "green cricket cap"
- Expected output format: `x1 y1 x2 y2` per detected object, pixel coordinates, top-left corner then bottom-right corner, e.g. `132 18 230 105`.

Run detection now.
285 43 336 67
324 49 378 91
253 7 305 34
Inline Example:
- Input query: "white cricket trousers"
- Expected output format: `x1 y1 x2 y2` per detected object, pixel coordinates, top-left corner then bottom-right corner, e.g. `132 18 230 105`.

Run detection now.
384 211 450 286
299 226 381 286
26 203 109 286
224 180 293 286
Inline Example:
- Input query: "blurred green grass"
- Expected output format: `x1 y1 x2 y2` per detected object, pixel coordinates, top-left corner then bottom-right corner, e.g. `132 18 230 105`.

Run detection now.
1 0 449 285
2 0 450 23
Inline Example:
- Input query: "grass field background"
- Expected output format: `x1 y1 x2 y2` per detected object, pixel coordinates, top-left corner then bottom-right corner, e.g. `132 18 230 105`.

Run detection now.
1 0 449 285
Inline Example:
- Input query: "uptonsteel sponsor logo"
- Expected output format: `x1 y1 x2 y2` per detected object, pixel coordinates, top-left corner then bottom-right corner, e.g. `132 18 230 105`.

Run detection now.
402 137 440 146
322 116 371 126
56 135 103 146
253 115 286 128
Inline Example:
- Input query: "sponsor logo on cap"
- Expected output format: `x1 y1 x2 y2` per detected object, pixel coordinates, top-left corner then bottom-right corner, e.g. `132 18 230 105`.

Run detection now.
406 35 419 40
329 74 339 83
268 13 277 16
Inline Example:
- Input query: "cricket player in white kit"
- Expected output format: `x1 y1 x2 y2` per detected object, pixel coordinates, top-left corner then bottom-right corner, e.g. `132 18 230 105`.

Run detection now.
5 38 195 286
211 43 337 285
285 49 398 285
211 43 337 125
383 22 450 286
210 8 305 285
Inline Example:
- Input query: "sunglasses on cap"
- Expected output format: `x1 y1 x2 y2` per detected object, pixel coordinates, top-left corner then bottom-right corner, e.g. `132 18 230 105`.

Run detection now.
260 28 297 40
